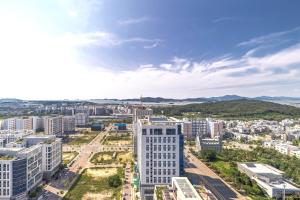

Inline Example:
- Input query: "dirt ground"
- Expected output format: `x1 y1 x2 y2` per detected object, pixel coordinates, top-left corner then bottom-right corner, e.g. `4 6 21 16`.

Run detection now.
86 168 118 178
106 140 132 145
82 192 112 200
117 152 132 163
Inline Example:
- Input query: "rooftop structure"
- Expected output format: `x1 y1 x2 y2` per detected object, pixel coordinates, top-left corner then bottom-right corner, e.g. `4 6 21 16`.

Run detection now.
238 162 300 198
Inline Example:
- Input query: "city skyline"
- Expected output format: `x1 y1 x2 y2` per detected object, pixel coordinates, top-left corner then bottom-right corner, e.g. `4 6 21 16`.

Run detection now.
1 0 300 99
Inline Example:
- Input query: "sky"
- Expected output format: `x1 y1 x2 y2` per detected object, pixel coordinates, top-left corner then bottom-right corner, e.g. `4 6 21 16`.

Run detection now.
1 0 300 100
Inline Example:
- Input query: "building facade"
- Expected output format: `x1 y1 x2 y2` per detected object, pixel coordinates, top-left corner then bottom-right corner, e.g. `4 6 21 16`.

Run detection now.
137 116 184 200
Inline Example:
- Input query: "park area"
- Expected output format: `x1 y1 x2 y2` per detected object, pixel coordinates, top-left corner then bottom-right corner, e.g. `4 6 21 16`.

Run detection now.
62 151 78 165
64 167 124 200
64 132 99 146
103 134 132 145
91 151 132 165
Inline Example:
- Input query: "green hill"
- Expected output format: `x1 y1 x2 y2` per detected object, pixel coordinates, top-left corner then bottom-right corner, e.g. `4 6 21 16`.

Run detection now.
153 99 300 120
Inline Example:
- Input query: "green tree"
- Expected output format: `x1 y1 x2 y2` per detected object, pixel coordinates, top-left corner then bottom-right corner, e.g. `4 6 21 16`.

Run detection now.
108 174 122 188
200 149 217 161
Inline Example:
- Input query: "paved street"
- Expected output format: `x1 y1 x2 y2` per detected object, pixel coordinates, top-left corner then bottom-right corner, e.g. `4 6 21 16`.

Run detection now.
185 149 247 200
122 163 133 200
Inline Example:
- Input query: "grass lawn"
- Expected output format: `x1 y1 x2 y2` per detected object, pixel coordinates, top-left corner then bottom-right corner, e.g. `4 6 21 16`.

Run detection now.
64 167 124 200
91 152 132 165
65 132 98 146
62 151 78 165
103 134 132 145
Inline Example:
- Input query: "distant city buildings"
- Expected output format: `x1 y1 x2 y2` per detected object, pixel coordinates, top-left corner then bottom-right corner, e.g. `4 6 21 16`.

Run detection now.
238 162 300 198
44 116 63 136
74 113 89 127
136 115 184 200
263 140 300 159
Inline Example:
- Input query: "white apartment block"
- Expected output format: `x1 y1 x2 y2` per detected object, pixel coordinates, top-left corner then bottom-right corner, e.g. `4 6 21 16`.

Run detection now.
75 113 89 127
44 116 63 136
63 116 75 134
263 140 300 159
137 116 184 200
24 135 62 179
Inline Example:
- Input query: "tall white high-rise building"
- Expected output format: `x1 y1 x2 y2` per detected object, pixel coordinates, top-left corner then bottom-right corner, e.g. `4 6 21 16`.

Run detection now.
137 116 184 200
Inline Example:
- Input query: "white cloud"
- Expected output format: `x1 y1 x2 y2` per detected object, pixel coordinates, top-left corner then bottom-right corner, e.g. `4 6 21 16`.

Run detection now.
118 16 151 26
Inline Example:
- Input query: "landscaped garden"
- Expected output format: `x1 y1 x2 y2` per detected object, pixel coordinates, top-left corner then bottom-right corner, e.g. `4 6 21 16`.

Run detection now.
64 132 98 146
103 134 132 145
64 167 124 200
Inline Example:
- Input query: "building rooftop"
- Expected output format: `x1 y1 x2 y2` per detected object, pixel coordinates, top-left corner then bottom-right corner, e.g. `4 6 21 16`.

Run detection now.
0 155 15 160
240 162 284 175
172 177 202 199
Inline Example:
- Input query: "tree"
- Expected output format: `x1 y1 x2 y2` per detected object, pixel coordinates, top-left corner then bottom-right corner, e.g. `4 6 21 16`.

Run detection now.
200 149 217 161
108 174 122 188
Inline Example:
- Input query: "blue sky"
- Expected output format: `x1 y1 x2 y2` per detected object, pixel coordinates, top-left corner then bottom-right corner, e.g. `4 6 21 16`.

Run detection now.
0 0 300 99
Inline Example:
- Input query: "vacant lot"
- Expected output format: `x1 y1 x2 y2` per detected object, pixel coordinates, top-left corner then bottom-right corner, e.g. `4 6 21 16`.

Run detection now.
64 168 123 200
91 152 132 165
103 134 132 145
65 132 98 146
62 151 78 165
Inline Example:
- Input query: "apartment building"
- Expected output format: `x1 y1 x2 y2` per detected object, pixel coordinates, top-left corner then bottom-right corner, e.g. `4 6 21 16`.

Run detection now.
75 113 89 127
25 135 62 179
191 119 208 138
63 116 76 134
137 116 184 200
44 116 63 136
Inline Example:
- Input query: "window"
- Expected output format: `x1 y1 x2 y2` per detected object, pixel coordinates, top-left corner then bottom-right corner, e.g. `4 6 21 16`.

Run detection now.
154 145 157 151
154 177 157 183
168 153 171 159
168 161 171 167
163 169 166 175
163 153 166 159
158 153 161 159
146 161 149 167
154 137 157 143
146 153 149 159
173 161 176 167
163 177 166 183
168 145 171 151
163 161 166 167
166 129 176 135
146 145 149 151
163 137 166 143
150 129 153 135
163 145 166 151
154 153 157 159
158 177 161 183
158 169 161 175
154 161 157 167
146 177 149 183
3 165 6 171
173 145 176 151
173 169 176 175
154 129 163 135
173 153 176 159
154 169 157 175
173 137 176 143
168 137 171 143
158 161 161 167
158 137 161 143
168 177 171 183
142 129 147 135
158 145 161 151
146 137 149 143
168 169 171 175
146 169 149 175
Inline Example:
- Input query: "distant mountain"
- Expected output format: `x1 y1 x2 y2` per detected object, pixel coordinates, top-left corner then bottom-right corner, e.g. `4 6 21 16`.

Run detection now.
0 98 23 103
255 96 300 101
154 99 300 120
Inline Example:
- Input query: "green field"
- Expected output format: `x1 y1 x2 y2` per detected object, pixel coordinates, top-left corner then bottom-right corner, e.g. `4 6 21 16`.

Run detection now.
65 132 98 146
103 134 132 145
64 167 124 200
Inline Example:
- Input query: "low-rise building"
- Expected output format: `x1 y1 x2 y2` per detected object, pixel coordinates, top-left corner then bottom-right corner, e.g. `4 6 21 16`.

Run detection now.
195 137 222 152
154 177 203 200
238 162 300 198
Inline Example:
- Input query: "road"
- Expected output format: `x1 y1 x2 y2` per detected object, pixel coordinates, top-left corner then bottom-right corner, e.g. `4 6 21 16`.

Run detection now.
122 163 133 200
185 149 247 200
